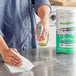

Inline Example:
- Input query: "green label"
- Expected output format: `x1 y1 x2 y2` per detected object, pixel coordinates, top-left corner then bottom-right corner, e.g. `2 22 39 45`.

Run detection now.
56 28 76 53
60 22 73 25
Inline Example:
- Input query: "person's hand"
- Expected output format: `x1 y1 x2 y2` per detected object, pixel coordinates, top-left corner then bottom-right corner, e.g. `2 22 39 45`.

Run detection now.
36 18 50 41
1 48 22 67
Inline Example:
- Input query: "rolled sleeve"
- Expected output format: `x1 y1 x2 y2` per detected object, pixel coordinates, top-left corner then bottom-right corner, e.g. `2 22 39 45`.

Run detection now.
34 0 51 13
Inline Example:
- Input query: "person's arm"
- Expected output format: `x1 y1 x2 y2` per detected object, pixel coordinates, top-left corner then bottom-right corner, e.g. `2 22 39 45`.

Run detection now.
37 5 50 20
0 35 9 54
0 0 22 67
0 0 8 53
0 35 22 67
37 5 50 41
33 0 51 41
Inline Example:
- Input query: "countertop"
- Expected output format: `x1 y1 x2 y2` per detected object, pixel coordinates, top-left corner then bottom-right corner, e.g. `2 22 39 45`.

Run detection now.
0 47 76 76
50 0 76 6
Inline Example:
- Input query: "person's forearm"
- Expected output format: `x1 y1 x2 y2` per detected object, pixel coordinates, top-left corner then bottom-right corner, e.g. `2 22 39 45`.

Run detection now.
0 35 9 54
37 5 50 19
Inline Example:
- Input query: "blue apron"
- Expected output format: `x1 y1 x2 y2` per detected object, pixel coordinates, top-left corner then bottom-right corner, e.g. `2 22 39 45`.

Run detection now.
2 0 37 51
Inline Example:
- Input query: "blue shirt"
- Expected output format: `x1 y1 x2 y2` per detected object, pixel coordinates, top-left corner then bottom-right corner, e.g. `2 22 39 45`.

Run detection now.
0 0 50 51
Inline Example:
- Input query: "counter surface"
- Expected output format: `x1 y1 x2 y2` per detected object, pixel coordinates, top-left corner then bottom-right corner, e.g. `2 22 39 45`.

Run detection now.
0 47 75 76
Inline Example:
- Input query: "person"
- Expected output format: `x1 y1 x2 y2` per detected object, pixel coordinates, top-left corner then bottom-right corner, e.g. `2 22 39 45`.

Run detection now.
0 0 50 67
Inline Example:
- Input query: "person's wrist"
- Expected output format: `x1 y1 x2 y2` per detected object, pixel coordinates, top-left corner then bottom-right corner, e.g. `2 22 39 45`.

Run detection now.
40 17 50 27
0 48 9 55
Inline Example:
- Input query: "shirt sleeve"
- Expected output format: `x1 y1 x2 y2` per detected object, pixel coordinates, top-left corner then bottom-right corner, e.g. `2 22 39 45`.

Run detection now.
0 0 5 36
33 0 51 13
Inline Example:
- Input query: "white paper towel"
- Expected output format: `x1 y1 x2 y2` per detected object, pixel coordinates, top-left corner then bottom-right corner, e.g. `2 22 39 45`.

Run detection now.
3 51 34 73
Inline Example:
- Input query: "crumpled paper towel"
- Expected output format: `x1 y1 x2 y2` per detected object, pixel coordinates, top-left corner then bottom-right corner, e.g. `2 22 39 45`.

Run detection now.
3 50 34 73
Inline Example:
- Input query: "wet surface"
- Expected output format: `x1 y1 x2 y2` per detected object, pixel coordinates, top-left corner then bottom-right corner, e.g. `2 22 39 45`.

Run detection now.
0 47 76 76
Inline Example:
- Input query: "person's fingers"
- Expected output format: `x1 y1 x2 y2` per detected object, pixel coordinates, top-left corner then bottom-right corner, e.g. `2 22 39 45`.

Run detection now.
6 61 15 66
9 50 21 62
8 51 22 62
5 58 22 67
5 58 16 66
6 55 22 67
11 55 22 64
9 58 22 67
4 56 18 64
3 55 22 67
7 61 19 67
39 31 47 41
39 35 44 41
39 37 44 41
11 48 20 54
9 57 21 64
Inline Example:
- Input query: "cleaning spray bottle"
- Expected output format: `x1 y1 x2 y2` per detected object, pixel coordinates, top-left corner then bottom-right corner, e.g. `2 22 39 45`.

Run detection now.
56 8 76 53
35 24 49 46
